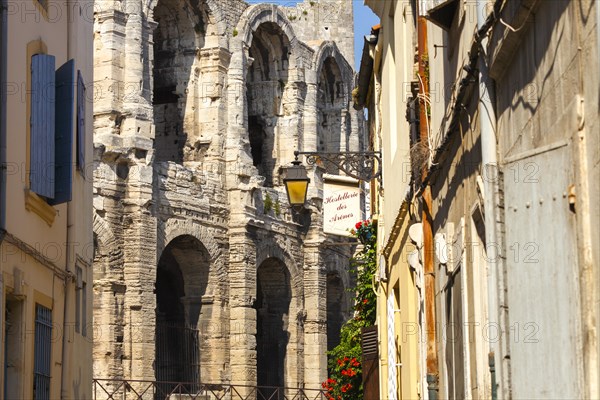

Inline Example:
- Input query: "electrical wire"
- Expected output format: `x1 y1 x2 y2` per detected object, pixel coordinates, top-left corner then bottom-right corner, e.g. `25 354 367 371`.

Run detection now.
498 1 536 33
416 73 435 166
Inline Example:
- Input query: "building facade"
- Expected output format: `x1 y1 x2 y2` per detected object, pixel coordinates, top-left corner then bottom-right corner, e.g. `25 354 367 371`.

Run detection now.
355 2 426 398
0 0 94 398
92 0 363 395
357 0 599 399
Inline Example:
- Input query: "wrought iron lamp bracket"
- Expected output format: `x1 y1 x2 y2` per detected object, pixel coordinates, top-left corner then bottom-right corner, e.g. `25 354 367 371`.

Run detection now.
294 150 382 182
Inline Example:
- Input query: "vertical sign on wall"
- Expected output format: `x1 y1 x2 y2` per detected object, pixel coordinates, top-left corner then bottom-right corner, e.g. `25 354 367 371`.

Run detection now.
323 174 362 236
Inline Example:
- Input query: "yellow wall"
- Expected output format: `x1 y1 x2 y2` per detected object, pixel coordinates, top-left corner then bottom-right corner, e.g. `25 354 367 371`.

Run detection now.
365 0 422 398
377 206 422 400
0 0 93 397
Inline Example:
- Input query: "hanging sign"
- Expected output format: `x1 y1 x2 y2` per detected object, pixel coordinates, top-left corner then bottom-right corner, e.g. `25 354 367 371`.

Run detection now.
323 174 361 236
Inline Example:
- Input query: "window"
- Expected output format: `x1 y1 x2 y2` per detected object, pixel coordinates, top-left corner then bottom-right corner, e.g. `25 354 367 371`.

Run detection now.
30 55 74 205
33 304 52 400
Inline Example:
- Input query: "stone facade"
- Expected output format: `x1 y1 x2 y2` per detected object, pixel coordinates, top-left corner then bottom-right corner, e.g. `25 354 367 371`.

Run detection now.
92 0 363 393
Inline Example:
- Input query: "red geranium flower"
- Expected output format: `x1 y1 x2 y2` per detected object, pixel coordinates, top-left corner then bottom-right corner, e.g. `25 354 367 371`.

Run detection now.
355 221 362 229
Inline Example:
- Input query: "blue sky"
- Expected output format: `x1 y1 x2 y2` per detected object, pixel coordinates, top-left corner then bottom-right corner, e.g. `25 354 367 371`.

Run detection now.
351 1 380 70
254 1 380 70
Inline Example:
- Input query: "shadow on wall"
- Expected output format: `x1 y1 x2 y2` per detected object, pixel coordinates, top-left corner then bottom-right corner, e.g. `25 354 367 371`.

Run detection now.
153 0 212 163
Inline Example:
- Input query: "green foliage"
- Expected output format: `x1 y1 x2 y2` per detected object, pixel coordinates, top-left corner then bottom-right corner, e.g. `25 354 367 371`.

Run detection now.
322 220 377 399
232 28 238 37
264 192 273 214
274 199 281 216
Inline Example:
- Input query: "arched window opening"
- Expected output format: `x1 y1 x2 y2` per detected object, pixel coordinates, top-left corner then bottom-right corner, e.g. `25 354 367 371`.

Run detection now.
246 22 291 187
153 0 209 163
317 57 346 174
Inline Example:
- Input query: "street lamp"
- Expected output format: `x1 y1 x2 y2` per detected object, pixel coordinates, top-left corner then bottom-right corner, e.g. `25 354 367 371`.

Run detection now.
282 159 310 210
281 150 382 209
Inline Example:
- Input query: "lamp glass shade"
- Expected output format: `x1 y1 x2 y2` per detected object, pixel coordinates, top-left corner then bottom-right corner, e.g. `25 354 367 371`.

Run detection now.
285 179 309 206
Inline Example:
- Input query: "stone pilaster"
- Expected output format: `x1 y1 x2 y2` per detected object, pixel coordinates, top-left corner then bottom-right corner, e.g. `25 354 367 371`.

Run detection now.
302 243 328 390
121 160 157 382
228 234 258 391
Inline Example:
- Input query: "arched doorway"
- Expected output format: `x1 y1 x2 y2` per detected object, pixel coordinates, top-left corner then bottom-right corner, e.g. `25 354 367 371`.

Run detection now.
155 235 211 393
326 272 345 351
256 257 292 395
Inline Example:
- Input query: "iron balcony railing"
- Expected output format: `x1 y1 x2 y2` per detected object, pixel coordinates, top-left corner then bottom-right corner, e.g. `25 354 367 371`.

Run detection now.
93 379 329 400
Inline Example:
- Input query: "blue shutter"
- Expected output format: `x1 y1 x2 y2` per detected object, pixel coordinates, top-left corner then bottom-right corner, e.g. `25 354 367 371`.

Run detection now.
30 54 55 198
76 70 85 174
49 59 75 205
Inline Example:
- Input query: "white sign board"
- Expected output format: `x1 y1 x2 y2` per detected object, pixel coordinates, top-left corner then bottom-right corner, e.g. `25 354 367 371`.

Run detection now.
323 174 361 237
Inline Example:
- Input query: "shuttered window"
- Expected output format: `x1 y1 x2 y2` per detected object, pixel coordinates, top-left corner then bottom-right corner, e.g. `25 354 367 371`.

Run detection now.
76 70 85 174
30 54 55 198
49 59 74 205
33 304 52 400
30 55 75 205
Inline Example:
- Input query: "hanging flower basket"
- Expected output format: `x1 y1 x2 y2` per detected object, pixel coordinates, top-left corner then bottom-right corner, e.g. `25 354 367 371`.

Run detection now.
351 220 374 245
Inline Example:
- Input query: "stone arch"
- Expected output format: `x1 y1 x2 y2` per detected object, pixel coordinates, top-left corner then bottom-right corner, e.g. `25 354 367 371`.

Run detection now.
156 219 228 385
313 42 353 111
313 42 354 173
92 212 123 278
256 256 292 394
92 213 126 382
93 212 121 256
322 251 353 352
234 5 303 188
146 0 228 49
255 240 304 392
151 0 226 163
237 4 300 60
256 241 301 289
159 218 222 264
155 231 227 389
313 41 354 90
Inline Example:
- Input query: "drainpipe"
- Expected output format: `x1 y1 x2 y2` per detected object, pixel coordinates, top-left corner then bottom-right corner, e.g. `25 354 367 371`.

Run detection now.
0 0 6 396
0 0 7 239
417 11 439 400
489 352 497 400
476 0 504 398
61 1 75 397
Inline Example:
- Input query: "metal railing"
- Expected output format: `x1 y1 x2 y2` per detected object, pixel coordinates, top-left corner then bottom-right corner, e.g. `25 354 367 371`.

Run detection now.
93 379 329 400
155 322 200 395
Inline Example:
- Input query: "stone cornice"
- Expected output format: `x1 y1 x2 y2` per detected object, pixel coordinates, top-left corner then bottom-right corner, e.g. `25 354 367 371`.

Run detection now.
95 9 128 26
